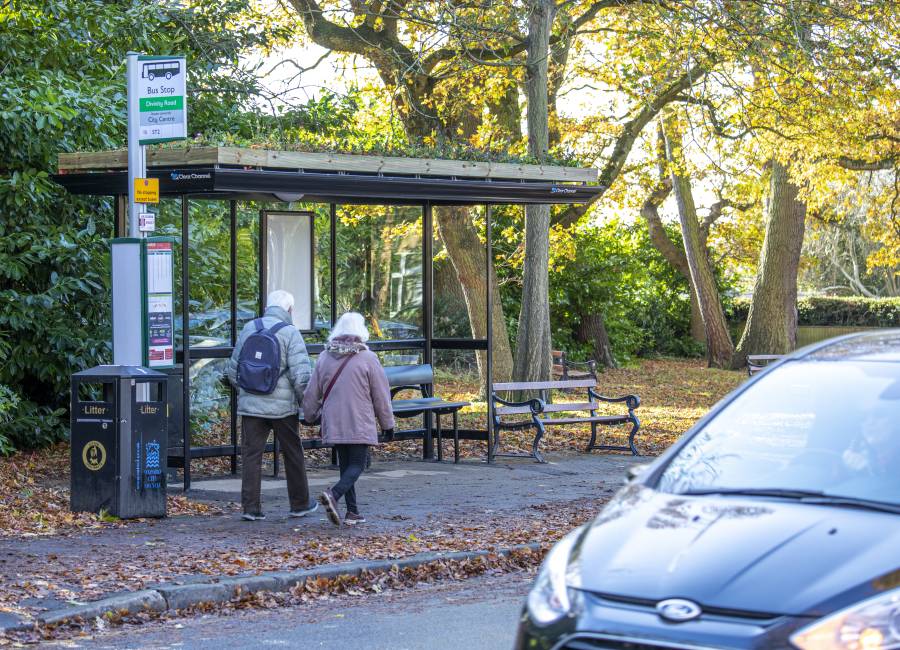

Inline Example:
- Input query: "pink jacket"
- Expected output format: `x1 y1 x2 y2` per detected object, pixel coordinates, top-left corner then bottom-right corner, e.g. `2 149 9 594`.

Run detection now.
301 339 395 445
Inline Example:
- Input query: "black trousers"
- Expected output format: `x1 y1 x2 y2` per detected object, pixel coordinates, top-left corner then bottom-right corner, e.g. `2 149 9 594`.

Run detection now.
330 444 368 515
241 416 309 514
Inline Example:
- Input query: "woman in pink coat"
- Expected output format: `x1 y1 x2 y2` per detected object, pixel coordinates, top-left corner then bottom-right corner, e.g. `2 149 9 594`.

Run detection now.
302 312 395 526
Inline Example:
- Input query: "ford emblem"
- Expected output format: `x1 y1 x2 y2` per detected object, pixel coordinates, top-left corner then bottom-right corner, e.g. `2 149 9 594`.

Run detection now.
656 598 702 622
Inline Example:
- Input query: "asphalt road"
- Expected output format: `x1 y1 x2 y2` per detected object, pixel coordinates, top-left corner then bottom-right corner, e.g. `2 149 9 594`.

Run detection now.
49 571 534 650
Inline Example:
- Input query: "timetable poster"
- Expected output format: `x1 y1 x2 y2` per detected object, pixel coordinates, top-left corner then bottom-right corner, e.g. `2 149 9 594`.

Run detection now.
145 241 174 368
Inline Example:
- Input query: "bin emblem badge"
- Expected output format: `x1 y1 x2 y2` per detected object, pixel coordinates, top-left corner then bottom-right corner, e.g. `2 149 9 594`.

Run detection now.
82 441 107 471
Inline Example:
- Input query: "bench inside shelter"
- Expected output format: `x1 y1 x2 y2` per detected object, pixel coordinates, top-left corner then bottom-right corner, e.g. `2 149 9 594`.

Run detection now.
491 377 641 463
384 364 470 463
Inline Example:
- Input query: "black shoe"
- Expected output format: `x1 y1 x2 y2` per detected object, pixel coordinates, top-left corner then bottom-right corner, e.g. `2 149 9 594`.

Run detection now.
289 502 319 518
241 512 266 521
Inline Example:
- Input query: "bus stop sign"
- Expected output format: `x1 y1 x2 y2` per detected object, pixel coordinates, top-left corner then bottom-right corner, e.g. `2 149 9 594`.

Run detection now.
135 55 187 145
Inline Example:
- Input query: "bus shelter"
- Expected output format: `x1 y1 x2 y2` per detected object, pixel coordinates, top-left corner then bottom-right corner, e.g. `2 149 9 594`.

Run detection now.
55 147 602 488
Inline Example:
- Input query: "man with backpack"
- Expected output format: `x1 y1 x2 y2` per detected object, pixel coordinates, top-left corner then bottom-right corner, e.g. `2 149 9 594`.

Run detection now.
225 290 317 521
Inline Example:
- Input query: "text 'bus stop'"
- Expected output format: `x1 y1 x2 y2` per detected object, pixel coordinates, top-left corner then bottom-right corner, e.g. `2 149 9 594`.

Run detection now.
55 146 603 488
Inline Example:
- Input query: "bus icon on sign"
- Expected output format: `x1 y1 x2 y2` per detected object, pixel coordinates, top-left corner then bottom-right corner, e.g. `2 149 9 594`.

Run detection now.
142 60 180 81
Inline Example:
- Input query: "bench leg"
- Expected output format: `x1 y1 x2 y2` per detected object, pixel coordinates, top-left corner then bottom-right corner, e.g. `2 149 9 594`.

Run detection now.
436 414 443 462
452 410 459 464
423 411 434 460
627 414 641 456
531 420 546 464
586 421 599 452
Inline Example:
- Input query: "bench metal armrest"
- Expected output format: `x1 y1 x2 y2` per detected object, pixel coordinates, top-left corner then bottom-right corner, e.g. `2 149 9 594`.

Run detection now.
493 395 545 414
588 388 640 410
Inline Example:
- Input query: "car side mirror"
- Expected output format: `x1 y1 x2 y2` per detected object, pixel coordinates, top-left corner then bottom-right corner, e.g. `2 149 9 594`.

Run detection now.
625 463 650 483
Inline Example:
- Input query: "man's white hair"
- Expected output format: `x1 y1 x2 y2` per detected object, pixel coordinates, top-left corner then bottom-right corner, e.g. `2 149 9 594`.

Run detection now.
267 290 294 312
328 312 370 342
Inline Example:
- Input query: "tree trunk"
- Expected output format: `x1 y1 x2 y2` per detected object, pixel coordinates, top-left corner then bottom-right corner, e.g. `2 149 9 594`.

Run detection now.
664 117 734 368
577 313 616 368
639 178 706 344
435 206 514 383
513 0 556 382
734 160 807 366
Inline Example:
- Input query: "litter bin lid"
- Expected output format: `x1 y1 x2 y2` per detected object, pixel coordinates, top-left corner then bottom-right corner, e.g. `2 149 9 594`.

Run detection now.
72 365 168 379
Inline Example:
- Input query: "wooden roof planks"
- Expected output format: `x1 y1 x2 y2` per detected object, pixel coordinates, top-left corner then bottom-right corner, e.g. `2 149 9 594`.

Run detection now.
57 146 598 184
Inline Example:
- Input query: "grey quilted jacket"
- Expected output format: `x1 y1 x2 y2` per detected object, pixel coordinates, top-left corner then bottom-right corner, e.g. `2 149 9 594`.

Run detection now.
225 306 311 419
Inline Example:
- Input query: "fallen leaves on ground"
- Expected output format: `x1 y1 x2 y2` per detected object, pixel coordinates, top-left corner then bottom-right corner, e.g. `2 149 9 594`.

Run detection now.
0 447 232 539
0 497 602 630
6 548 544 644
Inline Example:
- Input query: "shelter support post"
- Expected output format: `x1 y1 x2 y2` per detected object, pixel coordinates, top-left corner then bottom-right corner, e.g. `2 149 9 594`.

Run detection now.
486 204 494 463
181 195 191 490
229 200 238 475
329 204 337 327
423 203 434 460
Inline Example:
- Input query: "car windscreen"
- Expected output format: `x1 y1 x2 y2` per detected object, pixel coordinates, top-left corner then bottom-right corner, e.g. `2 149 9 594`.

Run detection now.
657 360 900 506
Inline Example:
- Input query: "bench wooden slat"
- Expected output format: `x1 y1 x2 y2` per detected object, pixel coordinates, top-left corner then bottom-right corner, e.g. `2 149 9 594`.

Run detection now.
542 416 630 425
542 402 598 413
492 378 596 391
495 405 533 415
495 401 601 416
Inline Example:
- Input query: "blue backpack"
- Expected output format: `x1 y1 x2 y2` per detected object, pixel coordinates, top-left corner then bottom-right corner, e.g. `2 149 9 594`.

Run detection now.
237 319 290 395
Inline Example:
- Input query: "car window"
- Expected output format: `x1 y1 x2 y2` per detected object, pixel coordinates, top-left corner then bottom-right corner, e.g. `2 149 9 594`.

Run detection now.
657 360 900 505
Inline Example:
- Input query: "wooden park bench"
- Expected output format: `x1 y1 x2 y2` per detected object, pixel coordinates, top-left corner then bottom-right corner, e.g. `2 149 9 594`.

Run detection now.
551 350 597 381
747 354 783 376
491 377 641 463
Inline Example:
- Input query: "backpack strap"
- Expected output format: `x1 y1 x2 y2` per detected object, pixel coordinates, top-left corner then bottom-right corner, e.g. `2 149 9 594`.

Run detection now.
269 321 290 335
253 318 265 332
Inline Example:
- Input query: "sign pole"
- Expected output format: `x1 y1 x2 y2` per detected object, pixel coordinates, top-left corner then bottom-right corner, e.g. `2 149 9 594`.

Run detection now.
126 52 146 239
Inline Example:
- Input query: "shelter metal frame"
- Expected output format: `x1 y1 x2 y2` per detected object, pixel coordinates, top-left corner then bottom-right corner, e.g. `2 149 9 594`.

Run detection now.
58 158 601 489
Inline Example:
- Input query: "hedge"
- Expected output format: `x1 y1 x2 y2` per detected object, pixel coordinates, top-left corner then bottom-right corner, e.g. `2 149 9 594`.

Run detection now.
729 296 900 328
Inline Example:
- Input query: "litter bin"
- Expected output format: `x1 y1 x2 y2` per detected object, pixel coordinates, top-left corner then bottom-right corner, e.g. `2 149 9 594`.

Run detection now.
70 365 168 518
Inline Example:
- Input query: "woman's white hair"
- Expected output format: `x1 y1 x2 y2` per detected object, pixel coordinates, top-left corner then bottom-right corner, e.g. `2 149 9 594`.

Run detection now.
328 312 370 342
267 290 294 312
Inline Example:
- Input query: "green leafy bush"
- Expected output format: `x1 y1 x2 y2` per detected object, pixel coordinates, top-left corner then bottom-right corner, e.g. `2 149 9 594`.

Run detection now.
0 384 19 455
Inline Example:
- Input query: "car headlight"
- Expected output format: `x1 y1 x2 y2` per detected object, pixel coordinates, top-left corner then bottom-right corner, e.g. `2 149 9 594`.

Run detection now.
791 588 900 650
527 527 583 626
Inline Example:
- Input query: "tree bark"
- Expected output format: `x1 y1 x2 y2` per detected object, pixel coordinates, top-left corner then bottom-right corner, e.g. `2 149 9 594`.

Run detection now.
733 160 807 366
639 178 705 343
664 117 734 368
577 313 616 368
435 206 513 382
513 0 557 382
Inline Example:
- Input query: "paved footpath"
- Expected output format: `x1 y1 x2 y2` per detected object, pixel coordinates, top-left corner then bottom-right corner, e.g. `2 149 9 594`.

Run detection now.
0 453 642 626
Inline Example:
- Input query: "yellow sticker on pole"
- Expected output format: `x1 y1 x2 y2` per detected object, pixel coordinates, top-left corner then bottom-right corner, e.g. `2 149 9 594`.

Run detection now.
134 177 159 204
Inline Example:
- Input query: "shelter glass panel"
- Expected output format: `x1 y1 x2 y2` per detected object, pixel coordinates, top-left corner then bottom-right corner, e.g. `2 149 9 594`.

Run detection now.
235 202 260 334
187 200 231 346
155 197 184 351
335 205 423 341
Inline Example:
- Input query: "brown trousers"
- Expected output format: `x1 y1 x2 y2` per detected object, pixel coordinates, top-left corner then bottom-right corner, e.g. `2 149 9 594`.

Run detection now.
241 415 309 514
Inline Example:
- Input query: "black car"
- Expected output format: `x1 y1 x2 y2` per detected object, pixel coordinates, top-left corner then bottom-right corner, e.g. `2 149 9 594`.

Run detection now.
516 331 900 650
